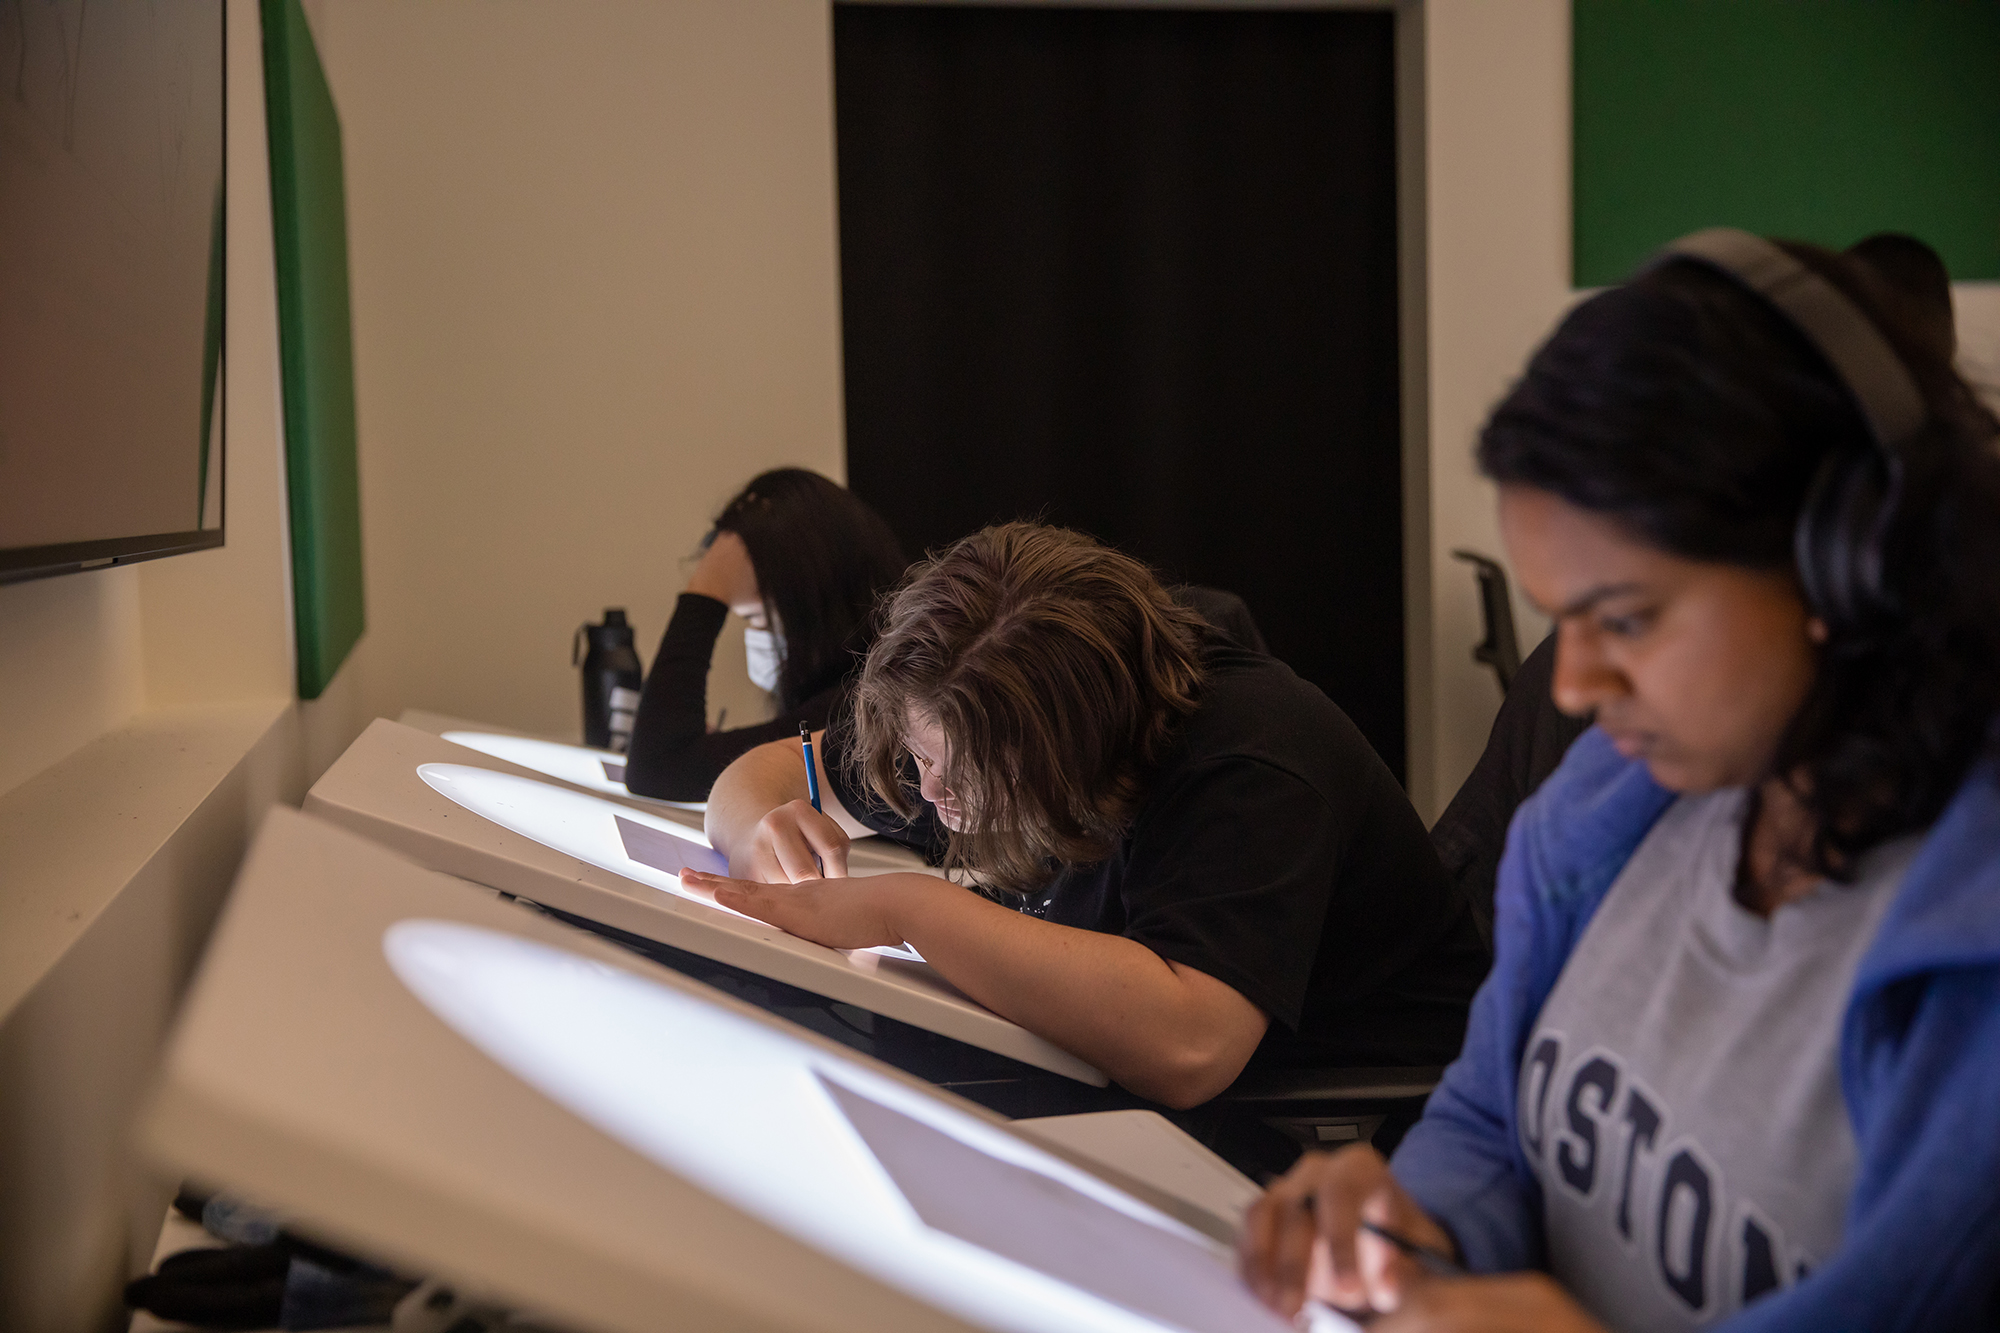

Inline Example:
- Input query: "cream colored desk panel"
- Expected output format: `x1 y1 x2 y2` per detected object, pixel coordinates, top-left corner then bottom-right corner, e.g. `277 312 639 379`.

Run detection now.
138 810 1312 1333
305 720 1097 1083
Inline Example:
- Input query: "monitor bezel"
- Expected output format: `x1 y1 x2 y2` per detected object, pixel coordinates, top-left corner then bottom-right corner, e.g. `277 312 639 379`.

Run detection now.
0 2 228 588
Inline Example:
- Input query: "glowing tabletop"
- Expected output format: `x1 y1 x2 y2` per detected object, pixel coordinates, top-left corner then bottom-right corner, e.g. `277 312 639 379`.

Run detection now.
305 720 1099 1083
139 810 1343 1333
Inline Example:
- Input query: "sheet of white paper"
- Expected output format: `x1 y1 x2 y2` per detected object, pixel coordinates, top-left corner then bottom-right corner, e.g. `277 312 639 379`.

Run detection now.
418 763 924 962
819 1072 1299 1333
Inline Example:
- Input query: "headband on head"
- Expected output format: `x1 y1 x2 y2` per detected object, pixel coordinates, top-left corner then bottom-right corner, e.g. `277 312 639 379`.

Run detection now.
1647 227 1927 450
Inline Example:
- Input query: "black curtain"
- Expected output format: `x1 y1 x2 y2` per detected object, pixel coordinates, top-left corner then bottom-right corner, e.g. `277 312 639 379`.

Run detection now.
835 5 1406 782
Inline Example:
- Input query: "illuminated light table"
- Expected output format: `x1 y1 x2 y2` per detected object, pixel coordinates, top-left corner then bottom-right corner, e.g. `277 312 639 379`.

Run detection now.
305 720 1102 1086
394 708 924 878
137 804 1312 1328
442 728 708 810
397 708 702 808
138 809 1342 1333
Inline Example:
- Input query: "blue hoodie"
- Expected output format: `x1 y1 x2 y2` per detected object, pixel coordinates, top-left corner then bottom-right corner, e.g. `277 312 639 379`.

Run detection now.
1393 727 2000 1331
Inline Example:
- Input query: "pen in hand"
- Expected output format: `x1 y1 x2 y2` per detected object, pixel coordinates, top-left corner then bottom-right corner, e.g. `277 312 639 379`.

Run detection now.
800 723 824 876
1357 1219 1466 1279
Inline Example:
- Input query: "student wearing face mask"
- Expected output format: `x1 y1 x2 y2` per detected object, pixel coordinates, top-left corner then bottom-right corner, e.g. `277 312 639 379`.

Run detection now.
1239 232 2000 1332
621 469 908 802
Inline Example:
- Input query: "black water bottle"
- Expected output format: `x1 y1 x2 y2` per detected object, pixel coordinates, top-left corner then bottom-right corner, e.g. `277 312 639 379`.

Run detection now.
575 608 643 752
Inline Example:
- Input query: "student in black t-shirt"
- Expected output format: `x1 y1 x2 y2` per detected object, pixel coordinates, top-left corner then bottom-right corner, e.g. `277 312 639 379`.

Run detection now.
621 469 907 802
685 523 1487 1109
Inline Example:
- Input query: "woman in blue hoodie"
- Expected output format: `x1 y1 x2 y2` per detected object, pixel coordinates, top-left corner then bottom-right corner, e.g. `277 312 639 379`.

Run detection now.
1239 229 2000 1332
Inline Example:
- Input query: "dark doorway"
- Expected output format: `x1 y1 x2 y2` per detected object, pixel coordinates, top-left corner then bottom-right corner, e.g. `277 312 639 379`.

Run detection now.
834 4 1406 781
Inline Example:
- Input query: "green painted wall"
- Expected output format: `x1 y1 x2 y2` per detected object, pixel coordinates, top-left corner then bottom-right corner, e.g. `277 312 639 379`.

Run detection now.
262 0 364 699
1574 1 2000 287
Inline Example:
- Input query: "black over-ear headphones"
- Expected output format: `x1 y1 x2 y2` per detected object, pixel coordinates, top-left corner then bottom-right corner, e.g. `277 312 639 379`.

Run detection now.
1645 227 1928 631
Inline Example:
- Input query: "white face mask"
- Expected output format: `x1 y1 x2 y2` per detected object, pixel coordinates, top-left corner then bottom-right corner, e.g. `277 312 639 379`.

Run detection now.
743 626 783 694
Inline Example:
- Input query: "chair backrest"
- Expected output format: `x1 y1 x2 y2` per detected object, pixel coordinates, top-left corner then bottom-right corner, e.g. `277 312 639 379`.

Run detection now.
1452 550 1522 693
1429 634 1590 948
1218 1065 1448 1170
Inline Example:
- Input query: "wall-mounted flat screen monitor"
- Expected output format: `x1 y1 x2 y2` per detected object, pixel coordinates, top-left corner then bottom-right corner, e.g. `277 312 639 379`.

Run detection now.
0 0 226 584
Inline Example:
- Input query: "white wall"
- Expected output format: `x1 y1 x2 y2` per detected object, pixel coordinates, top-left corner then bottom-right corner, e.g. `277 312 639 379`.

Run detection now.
298 0 2000 810
305 0 847 743
1 5 1988 1319
302 0 1566 811
0 571 147 800
1409 0 2000 817
0 0 358 800
1954 286 2000 415
0 1 367 1324
1413 0 1573 816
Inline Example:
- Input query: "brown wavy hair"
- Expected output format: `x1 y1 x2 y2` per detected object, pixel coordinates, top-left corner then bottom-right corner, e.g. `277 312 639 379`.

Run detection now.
844 523 1207 893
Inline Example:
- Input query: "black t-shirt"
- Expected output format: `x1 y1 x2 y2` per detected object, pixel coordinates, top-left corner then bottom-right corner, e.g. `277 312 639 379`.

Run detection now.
623 593 846 802
822 638 1489 1070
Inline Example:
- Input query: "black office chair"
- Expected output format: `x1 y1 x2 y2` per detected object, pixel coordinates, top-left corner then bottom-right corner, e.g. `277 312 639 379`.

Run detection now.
1209 1065 1446 1180
1453 550 1521 694
1207 554 1522 1168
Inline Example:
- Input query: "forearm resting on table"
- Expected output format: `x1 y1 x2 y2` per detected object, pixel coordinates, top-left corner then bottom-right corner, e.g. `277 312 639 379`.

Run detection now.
878 875 1268 1108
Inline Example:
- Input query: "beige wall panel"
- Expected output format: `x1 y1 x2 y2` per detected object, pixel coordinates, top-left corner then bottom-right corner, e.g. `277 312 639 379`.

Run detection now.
0 569 145 801
1954 285 2000 416
0 4 363 1323
1420 0 1573 818
1415 3 2000 820
0 700 299 1333
137 3 301 717
307 0 847 741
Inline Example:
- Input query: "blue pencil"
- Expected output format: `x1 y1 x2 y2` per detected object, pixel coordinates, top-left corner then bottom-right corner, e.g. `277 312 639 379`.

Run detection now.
800 723 824 875
800 722 823 813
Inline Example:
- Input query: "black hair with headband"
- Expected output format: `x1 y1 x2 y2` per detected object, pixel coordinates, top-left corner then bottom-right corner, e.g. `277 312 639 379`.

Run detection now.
1478 229 2000 878
710 468 908 710
1848 231 1955 363
1649 228 1927 637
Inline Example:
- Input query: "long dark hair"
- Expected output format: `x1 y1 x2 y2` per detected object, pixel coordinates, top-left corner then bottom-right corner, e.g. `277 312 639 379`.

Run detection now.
711 469 907 709
1479 241 2000 878
845 523 1207 894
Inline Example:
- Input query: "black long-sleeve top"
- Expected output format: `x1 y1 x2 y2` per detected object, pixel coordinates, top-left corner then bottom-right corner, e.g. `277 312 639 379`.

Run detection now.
621 593 846 802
